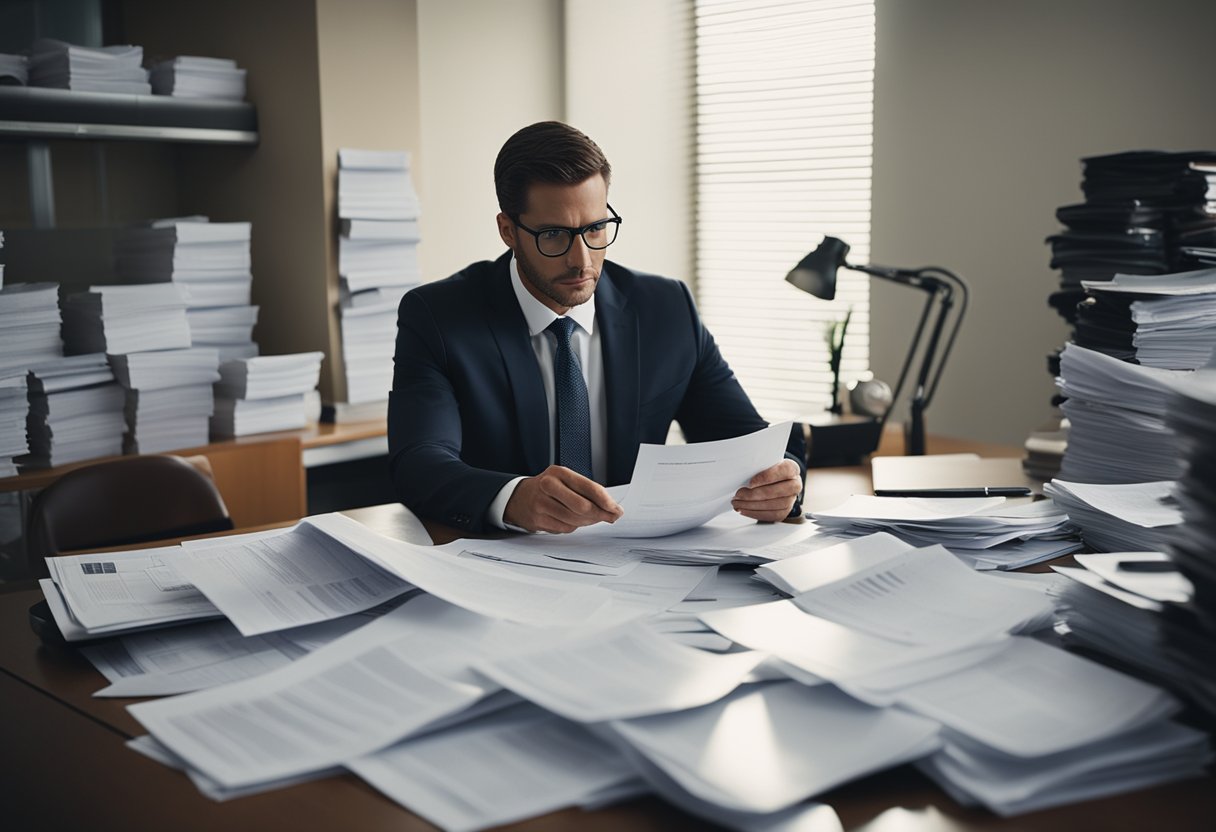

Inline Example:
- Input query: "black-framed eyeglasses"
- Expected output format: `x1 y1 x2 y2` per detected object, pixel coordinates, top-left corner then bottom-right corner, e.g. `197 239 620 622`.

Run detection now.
512 204 622 257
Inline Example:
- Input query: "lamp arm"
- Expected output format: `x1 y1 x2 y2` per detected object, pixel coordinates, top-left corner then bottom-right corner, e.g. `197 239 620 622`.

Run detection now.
915 266 970 406
868 272 937 435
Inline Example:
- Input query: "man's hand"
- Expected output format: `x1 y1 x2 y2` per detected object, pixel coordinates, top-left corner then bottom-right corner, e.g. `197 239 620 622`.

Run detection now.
504 465 624 533
733 459 802 523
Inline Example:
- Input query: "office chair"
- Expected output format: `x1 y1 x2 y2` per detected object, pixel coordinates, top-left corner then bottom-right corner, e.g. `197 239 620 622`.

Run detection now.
26 454 234 578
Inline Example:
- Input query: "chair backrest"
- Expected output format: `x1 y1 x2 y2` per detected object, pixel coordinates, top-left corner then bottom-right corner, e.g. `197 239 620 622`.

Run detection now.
26 454 235 576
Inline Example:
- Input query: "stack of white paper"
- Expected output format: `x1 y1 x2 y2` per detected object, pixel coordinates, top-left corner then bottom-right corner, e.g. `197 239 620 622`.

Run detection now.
1081 270 1216 369
209 352 322 436
114 217 258 360
809 495 1079 569
0 374 29 477
909 637 1209 816
106 347 220 453
149 56 246 100
336 149 421 406
1043 479 1181 552
0 53 29 84
22 354 125 468
349 705 640 832
61 283 191 355
1057 343 1190 483
0 282 63 377
605 682 941 814
27 39 150 94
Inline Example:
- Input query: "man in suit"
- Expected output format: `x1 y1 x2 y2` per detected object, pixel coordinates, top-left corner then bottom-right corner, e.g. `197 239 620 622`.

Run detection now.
389 121 805 534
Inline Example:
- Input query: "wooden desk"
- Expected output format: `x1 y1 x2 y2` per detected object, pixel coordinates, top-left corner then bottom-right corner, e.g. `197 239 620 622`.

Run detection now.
3 455 1214 830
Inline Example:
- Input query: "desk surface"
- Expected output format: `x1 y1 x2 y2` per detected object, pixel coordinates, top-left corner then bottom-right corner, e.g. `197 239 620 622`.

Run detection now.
3 450 1215 830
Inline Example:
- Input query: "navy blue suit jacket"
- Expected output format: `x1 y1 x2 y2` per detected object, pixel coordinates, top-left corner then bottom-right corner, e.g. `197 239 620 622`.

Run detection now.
388 252 805 532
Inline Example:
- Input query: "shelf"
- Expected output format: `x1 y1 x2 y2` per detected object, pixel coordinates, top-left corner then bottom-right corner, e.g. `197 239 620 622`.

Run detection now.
0 86 258 145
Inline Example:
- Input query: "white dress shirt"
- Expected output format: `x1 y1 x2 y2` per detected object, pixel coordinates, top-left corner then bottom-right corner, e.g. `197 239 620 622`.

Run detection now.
487 256 608 529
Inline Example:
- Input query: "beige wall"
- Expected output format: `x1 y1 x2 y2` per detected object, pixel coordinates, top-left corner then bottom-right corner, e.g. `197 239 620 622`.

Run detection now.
565 0 695 284
415 0 564 283
870 0 1216 445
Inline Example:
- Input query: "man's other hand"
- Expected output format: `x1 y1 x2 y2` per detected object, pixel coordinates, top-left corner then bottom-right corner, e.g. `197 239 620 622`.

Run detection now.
504 465 624 534
733 459 802 523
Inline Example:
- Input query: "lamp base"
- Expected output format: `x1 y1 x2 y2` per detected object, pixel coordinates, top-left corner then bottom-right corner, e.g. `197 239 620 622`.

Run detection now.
804 414 883 468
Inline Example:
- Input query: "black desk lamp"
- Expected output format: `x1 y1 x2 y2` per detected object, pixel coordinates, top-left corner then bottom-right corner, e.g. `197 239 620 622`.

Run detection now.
786 237 969 455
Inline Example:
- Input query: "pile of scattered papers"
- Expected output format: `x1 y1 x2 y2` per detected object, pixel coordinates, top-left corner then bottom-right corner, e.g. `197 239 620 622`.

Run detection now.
1056 342 1189 484
211 352 323 436
0 53 28 85
1161 370 1216 725
114 217 258 362
36 445 1212 825
1077 269 1216 369
27 39 150 94
0 282 63 377
149 56 246 100
23 354 125 468
109 347 220 453
335 149 421 409
1042 479 1181 553
61 283 192 355
808 494 1079 570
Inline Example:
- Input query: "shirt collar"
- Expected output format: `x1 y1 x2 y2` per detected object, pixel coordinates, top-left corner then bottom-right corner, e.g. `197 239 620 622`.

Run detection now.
509 254 597 337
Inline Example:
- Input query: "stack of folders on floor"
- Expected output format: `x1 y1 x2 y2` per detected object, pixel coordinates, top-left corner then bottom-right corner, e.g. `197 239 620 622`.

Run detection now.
1042 480 1182 553
27 39 150 94
335 149 421 412
39 512 1210 826
807 495 1080 571
0 374 28 476
1076 269 1216 369
22 354 124 468
109 348 220 454
1055 342 1190 484
0 281 62 377
115 217 258 362
1162 370 1216 724
211 352 323 437
149 56 246 100
62 283 192 355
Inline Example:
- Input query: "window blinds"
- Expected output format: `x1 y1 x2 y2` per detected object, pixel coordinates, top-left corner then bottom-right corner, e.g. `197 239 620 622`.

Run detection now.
693 0 876 422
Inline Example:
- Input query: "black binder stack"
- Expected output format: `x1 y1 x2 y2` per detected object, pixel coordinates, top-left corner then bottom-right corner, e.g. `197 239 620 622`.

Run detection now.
1162 373 1216 727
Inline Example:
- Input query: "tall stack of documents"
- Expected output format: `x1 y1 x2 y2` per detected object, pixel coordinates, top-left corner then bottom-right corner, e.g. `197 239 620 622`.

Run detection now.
0 374 28 477
1055 343 1189 484
22 354 125 468
27 39 150 94
61 283 192 355
149 56 246 100
114 217 258 362
211 352 323 437
1161 370 1216 725
0 282 63 377
109 348 220 453
335 149 421 412
0 53 29 85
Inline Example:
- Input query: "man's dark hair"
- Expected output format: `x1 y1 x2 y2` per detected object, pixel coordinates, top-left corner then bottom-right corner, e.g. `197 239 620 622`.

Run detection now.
494 121 612 216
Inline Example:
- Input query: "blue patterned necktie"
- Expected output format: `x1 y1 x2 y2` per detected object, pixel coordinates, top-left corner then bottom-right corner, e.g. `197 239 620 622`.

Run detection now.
546 317 593 479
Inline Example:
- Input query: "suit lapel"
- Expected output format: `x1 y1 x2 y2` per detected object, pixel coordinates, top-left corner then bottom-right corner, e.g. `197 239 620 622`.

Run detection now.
597 265 640 485
483 253 549 475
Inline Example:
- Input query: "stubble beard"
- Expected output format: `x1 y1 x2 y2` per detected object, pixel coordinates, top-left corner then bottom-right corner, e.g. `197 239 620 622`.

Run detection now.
517 254 598 311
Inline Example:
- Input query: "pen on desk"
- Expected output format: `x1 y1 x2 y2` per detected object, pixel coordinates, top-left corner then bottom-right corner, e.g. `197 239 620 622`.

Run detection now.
872 486 1033 498
1116 560 1176 573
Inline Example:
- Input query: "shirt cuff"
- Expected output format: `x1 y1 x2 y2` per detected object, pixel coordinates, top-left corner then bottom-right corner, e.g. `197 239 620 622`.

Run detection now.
488 476 530 532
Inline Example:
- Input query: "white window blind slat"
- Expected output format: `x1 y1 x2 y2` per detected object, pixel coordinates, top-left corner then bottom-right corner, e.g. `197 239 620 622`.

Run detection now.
694 0 875 422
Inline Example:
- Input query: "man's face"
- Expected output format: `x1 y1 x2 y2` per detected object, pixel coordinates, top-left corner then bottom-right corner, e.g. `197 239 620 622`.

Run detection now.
497 175 610 314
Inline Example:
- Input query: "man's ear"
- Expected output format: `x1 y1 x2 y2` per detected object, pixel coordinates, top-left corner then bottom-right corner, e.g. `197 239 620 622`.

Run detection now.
496 213 516 250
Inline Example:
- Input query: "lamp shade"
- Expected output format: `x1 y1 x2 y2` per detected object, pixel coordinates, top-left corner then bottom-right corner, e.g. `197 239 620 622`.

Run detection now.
784 236 851 301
